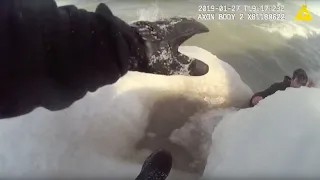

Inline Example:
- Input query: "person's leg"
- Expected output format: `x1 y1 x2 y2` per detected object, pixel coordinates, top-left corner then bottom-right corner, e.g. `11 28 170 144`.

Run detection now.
136 149 172 180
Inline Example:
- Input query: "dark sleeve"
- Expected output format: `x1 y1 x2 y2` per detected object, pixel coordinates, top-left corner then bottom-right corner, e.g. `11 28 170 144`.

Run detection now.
249 83 283 107
0 0 134 118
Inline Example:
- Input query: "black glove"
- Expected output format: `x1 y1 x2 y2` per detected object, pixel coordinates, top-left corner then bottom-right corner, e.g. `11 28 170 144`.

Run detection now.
95 3 210 76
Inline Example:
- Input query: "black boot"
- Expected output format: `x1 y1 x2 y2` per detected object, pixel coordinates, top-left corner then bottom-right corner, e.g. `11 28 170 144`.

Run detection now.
136 149 173 180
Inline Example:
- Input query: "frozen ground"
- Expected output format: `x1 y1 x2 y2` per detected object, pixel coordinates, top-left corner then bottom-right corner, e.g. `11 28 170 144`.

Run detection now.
0 46 251 179
202 87 320 179
1 43 319 180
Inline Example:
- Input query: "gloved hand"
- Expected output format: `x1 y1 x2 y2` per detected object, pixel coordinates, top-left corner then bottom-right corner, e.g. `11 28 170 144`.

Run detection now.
95 3 210 76
130 17 210 76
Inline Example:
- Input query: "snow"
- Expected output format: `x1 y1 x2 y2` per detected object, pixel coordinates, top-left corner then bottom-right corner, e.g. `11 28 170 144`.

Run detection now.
203 87 320 179
169 108 237 170
3 41 319 180
0 46 251 179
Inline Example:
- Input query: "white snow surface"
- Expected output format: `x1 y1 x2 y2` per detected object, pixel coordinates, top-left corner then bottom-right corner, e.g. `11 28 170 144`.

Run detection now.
203 87 320 179
0 46 252 179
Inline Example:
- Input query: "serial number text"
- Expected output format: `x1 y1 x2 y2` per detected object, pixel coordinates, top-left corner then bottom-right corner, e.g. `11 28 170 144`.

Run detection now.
241 13 286 20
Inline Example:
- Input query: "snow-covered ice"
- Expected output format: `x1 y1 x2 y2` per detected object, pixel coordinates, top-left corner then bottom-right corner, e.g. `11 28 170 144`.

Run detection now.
203 87 320 179
1 43 319 180
0 46 251 179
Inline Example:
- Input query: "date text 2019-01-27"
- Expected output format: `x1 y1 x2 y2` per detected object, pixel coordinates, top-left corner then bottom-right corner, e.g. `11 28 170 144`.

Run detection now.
198 5 241 12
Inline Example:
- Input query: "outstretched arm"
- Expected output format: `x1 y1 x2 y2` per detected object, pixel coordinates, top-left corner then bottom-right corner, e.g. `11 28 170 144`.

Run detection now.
0 0 145 118
249 83 283 107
